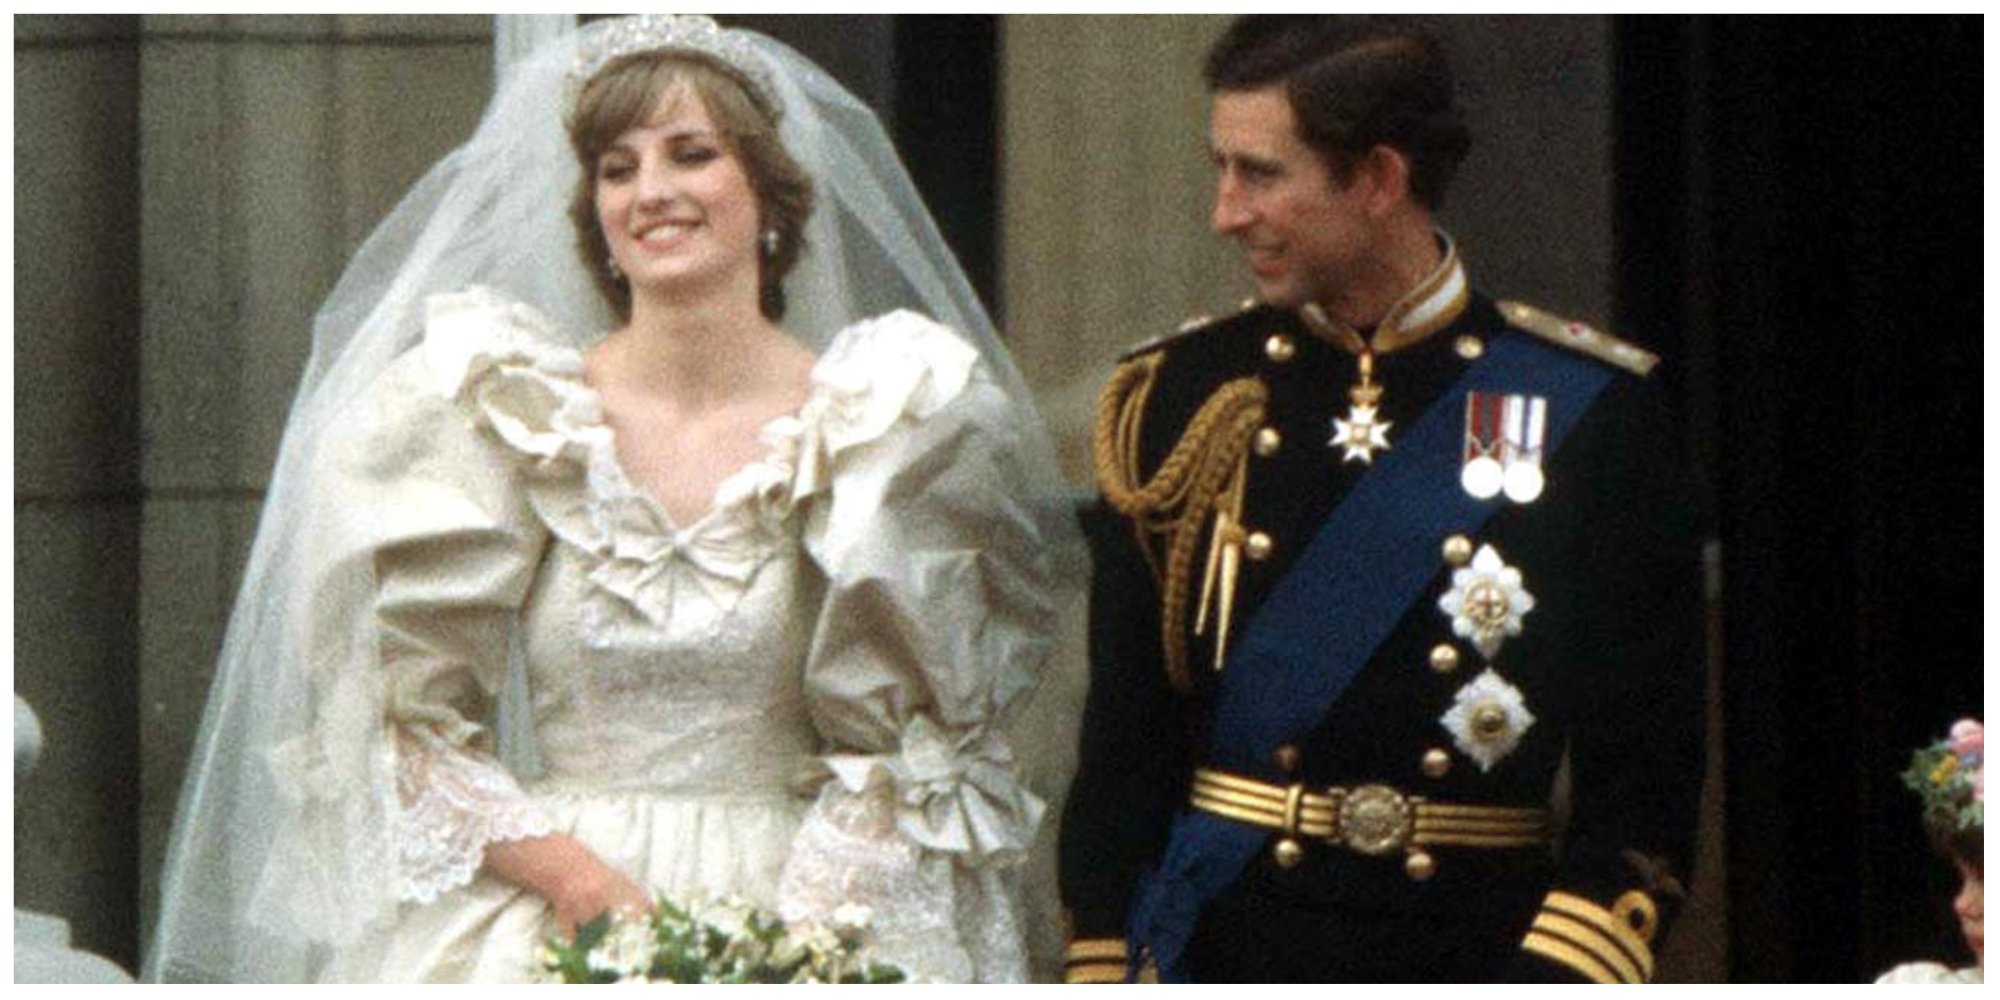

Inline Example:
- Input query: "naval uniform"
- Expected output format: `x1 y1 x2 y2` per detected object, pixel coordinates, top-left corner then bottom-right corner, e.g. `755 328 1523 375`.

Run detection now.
1058 241 1703 983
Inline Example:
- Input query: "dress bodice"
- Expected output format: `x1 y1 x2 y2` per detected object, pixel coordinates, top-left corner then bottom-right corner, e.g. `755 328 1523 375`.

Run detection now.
521 540 820 797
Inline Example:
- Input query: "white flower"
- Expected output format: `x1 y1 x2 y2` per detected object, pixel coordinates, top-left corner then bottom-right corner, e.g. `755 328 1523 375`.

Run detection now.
1437 543 1535 660
588 917 655 976
829 903 873 935
1439 668 1536 772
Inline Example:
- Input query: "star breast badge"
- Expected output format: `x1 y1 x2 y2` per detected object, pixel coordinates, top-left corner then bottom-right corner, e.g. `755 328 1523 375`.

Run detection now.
1436 543 1534 660
1439 668 1537 772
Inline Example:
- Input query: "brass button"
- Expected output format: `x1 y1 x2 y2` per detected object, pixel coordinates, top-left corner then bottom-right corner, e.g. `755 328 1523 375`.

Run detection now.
1442 534 1473 567
1454 335 1485 360
1422 748 1451 778
1404 849 1437 881
1264 334 1297 363
1253 427 1282 457
1272 743 1301 773
1273 838 1305 869
1244 531 1274 561
1429 644 1460 674
1472 704 1510 738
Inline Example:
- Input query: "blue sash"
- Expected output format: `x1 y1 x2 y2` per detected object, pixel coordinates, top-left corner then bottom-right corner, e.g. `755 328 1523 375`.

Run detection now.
1127 331 1618 981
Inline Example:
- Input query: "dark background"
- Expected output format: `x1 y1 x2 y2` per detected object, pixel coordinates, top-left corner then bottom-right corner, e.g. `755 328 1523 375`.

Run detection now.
1614 15 1984 981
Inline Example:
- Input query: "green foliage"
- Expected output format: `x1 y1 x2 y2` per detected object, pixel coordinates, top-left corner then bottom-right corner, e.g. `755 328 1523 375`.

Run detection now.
536 894 909 984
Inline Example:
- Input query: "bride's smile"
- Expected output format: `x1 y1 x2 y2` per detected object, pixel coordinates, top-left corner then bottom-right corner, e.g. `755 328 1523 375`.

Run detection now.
595 90 760 299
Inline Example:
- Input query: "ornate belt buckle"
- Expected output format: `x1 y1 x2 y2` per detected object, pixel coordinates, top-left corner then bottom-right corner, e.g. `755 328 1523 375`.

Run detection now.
1335 784 1414 856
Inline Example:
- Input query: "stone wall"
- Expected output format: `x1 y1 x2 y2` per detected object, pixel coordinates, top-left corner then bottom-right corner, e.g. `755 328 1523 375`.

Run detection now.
16 15 494 970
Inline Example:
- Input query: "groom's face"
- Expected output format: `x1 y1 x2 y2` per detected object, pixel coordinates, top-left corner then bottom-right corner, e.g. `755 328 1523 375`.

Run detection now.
1208 86 1373 310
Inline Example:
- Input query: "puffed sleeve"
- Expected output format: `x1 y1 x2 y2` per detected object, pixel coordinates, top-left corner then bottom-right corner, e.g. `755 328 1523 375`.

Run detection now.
259 290 577 935
773 311 1058 983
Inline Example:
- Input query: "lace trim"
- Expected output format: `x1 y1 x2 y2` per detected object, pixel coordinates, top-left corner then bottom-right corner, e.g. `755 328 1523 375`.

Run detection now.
391 723 555 905
776 780 1028 983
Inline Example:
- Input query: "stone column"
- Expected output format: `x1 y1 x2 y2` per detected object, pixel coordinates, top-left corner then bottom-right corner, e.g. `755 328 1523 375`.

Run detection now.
999 15 1241 486
15 13 145 972
131 13 493 951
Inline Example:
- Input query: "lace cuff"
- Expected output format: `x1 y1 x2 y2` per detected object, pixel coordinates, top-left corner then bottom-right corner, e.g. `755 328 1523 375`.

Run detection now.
775 779 1029 983
391 723 554 904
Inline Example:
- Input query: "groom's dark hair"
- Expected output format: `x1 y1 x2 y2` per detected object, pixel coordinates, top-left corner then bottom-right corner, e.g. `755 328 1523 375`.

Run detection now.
1205 15 1471 210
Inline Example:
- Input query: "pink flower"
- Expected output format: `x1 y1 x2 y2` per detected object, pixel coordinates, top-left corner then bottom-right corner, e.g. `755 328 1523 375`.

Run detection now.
1949 719 1983 757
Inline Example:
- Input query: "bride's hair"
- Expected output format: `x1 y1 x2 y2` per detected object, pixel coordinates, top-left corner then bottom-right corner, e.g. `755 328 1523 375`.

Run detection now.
566 49 815 322
1935 824 1984 877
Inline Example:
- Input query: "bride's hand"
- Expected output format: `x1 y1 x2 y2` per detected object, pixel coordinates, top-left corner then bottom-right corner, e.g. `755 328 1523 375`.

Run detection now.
483 833 654 937
547 858 654 937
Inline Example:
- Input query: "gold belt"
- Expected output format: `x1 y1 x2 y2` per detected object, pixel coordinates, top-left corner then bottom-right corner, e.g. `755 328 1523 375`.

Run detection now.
1189 767 1550 860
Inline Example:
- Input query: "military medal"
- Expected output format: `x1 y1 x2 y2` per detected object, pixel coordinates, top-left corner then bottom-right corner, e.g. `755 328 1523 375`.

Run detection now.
1501 394 1547 503
1461 392 1548 503
1461 392 1506 499
1297 246 1469 467
1302 304 1397 464
1329 350 1392 463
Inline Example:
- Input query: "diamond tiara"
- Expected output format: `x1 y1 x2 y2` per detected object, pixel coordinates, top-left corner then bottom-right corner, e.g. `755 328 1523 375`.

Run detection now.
567 15 780 117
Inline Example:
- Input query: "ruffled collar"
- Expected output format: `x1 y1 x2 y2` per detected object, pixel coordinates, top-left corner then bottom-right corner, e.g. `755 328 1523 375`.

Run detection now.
422 287 977 625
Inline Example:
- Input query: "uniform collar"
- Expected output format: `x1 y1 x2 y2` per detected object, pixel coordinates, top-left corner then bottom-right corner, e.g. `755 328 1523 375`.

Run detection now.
1298 231 1469 358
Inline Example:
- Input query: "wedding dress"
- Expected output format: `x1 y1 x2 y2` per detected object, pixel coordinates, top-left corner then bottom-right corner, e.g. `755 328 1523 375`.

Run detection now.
291 288 1052 982
144 17 1086 984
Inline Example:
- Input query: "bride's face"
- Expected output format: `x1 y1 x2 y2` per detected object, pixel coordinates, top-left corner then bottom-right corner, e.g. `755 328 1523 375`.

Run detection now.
595 83 761 305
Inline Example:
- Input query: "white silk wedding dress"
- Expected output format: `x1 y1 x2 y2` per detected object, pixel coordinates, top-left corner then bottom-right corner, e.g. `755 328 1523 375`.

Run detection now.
278 287 1054 982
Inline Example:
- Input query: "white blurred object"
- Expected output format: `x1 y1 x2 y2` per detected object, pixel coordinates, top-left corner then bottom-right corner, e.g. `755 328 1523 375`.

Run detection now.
16 911 135 984
16 693 42 784
14 695 135 983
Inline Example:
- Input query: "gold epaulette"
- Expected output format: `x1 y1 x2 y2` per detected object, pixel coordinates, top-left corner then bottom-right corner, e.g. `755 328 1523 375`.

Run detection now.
1498 300 1659 377
1118 297 1262 362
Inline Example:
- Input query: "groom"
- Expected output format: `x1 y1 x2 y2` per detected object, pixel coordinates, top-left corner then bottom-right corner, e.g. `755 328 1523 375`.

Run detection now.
1059 15 1703 983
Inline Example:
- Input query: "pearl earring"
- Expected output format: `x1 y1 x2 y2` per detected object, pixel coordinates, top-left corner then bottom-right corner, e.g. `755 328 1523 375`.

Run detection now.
759 229 779 257
605 254 623 280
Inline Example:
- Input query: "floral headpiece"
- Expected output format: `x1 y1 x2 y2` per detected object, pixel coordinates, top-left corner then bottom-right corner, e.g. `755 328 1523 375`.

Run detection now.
1902 718 1983 834
567 15 779 117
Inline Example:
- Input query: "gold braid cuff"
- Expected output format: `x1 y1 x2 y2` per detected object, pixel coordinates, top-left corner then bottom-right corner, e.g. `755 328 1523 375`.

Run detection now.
1519 890 1656 983
1093 354 1267 693
1063 938 1129 984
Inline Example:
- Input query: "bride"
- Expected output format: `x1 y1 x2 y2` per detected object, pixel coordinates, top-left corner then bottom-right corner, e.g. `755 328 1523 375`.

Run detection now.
144 15 1084 983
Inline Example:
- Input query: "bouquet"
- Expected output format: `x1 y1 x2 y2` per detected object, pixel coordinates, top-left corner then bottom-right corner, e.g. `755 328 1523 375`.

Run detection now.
537 894 909 984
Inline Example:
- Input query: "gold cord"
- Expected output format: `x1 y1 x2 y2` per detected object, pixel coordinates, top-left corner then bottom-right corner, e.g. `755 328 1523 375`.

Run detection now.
1094 355 1267 694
